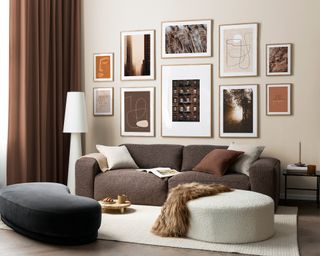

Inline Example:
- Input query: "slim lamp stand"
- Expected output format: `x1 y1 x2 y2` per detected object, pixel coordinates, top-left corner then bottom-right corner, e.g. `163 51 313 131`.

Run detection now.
67 133 82 194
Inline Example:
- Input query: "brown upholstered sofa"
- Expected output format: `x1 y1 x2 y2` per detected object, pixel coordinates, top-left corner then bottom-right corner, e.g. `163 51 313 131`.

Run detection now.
75 144 280 207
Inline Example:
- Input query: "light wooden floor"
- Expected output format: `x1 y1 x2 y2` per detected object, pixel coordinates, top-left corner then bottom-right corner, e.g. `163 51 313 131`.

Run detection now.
0 201 319 256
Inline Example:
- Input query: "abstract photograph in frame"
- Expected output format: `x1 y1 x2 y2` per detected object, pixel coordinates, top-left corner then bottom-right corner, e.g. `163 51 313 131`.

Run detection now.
219 84 258 137
266 84 291 115
121 87 155 137
266 43 292 76
162 64 212 137
219 23 258 77
121 30 155 81
93 53 113 81
161 19 212 58
93 87 113 116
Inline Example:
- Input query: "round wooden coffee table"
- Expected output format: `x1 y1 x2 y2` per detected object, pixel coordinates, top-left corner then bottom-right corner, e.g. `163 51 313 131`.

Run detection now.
99 200 131 214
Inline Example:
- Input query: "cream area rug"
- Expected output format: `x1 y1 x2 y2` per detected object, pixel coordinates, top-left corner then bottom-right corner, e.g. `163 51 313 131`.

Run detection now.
0 205 299 256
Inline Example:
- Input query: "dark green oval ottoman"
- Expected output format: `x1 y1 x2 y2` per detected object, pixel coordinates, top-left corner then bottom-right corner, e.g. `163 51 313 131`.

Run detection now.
0 182 101 245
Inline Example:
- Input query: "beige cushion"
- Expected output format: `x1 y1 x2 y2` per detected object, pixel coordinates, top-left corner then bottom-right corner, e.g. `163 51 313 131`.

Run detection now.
228 143 265 175
96 145 138 170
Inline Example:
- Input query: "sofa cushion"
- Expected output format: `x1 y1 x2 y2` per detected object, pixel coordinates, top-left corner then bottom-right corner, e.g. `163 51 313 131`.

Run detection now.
168 171 250 191
181 145 228 171
124 144 183 171
94 169 168 206
228 143 265 175
96 145 138 170
193 149 244 176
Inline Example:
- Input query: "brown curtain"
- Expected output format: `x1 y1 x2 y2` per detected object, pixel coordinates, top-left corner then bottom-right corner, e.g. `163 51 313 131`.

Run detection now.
7 0 81 184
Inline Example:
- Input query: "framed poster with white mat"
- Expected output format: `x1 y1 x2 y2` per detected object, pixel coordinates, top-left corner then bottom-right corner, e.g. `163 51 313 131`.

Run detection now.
162 64 212 137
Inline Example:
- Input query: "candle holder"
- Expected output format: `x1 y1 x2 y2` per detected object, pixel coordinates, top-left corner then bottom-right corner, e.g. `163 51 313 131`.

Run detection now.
294 141 306 167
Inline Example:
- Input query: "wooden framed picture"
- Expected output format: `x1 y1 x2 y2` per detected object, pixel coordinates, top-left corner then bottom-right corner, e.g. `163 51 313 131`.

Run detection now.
219 23 258 77
162 64 212 137
93 53 113 81
219 84 258 137
120 87 155 137
266 43 292 76
121 30 155 81
93 87 113 116
161 19 212 58
266 84 291 115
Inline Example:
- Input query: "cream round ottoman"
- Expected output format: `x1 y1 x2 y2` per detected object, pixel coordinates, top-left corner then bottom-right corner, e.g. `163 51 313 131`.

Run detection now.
186 189 274 244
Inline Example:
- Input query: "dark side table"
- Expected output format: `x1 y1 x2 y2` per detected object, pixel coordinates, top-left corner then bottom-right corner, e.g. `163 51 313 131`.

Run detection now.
283 170 320 207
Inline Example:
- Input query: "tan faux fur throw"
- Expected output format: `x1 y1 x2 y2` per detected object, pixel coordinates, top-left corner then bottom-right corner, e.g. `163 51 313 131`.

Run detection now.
151 182 232 237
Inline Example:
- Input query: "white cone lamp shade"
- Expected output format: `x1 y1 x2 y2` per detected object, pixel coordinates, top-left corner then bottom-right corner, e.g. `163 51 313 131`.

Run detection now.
63 92 88 133
63 92 88 194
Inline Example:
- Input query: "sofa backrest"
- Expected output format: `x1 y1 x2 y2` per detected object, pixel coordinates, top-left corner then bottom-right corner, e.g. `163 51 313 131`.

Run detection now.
124 144 184 171
181 145 228 171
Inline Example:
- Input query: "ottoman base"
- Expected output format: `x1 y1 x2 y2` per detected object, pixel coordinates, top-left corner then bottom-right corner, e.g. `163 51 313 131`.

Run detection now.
1 216 98 245
187 190 274 244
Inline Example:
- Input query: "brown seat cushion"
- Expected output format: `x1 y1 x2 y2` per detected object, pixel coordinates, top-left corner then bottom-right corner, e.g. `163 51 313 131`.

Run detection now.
181 145 228 171
193 149 244 176
94 169 168 206
168 171 250 191
123 144 183 171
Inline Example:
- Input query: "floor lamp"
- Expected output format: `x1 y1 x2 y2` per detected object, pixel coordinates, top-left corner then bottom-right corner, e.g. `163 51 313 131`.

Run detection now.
63 92 88 194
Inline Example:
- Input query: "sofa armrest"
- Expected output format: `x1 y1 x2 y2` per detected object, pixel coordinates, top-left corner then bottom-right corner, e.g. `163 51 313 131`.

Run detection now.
75 156 101 198
249 157 281 208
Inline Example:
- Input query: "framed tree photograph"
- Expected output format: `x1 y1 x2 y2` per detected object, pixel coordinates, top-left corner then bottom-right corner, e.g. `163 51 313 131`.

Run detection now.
266 84 291 115
219 23 258 77
161 19 212 58
93 53 113 81
121 30 155 81
120 87 155 137
162 64 212 137
93 87 113 116
266 43 292 76
219 84 258 137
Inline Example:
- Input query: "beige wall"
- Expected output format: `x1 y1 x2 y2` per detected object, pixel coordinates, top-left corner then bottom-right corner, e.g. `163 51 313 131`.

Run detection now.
82 0 320 199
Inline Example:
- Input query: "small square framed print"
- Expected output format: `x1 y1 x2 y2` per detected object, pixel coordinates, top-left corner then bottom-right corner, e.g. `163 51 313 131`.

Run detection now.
93 87 113 116
266 43 292 76
93 53 114 81
266 84 291 115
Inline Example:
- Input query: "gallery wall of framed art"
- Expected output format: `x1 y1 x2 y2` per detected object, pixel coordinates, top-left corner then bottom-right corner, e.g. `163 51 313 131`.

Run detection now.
86 14 295 140
81 0 320 181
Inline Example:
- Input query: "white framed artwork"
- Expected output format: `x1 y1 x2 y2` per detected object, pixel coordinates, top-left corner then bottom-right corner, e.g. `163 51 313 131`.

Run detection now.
161 64 212 137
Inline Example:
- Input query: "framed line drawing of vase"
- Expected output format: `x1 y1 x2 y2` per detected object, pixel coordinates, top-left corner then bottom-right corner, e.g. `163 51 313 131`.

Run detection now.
219 23 258 77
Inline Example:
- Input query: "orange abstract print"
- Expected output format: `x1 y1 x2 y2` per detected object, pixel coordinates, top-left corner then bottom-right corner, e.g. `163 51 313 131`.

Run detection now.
269 87 288 112
96 56 111 79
